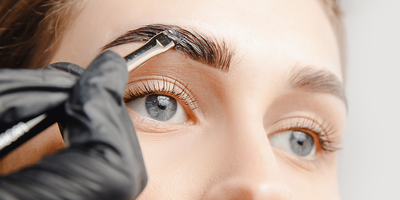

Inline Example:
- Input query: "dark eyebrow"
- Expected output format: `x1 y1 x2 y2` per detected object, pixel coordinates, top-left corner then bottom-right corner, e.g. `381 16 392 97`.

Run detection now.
287 66 347 107
103 24 233 72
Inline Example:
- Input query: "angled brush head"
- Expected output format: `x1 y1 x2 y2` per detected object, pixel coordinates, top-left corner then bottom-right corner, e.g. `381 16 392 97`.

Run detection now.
124 31 180 72
162 29 184 45
153 32 174 47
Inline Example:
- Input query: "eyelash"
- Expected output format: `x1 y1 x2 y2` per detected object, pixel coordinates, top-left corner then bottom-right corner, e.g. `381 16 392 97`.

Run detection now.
271 117 339 153
124 76 198 110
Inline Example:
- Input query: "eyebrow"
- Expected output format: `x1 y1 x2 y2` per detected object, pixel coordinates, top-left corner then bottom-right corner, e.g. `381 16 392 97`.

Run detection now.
103 24 233 72
287 66 347 107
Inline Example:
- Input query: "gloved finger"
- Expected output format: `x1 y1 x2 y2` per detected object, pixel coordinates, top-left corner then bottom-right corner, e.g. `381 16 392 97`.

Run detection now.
0 62 84 159
43 62 85 77
0 64 81 129
62 50 147 199
0 51 147 200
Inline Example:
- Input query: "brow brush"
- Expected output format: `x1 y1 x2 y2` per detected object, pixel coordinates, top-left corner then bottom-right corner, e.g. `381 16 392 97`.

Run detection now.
0 31 179 158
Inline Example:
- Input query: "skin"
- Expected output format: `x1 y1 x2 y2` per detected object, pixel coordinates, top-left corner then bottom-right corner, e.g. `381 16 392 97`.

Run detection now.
0 0 346 199
0 124 64 175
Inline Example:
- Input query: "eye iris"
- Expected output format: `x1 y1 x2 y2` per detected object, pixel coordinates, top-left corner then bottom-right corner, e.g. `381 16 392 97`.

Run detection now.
289 131 314 156
145 95 177 121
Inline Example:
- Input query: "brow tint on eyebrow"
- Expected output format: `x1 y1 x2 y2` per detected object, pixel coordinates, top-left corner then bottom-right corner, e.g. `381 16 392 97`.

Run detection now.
287 66 347 107
103 24 233 72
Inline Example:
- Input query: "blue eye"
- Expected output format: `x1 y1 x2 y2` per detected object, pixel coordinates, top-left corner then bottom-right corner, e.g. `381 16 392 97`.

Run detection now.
289 131 314 156
145 95 177 121
126 94 188 124
269 130 316 158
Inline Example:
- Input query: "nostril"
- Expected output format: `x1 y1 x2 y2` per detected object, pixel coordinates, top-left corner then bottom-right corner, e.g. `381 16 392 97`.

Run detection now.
202 178 292 200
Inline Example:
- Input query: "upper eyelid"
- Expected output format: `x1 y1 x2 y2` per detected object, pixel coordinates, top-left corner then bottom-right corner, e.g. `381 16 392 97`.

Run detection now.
124 76 198 110
270 116 330 134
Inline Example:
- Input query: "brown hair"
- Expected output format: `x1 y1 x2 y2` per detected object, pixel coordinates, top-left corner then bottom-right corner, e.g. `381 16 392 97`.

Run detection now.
0 0 344 70
0 0 79 69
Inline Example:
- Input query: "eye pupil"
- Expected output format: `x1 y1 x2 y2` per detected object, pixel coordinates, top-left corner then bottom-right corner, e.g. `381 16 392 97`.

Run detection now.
289 131 314 156
145 95 177 121
156 96 170 110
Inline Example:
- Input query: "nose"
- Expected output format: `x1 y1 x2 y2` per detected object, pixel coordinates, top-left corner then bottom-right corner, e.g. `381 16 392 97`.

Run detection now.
202 178 291 200
201 119 292 200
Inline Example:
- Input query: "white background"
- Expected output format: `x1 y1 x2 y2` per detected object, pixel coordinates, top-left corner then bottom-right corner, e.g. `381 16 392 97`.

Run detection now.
337 0 400 199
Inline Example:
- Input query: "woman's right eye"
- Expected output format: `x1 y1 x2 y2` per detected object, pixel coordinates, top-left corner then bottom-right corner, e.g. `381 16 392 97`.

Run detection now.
126 94 188 124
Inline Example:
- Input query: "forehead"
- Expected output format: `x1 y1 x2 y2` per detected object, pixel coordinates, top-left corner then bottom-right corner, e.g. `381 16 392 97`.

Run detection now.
52 0 342 79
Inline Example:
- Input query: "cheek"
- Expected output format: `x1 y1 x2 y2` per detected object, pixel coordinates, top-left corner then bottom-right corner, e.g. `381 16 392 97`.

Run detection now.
136 125 227 198
0 124 65 175
276 153 340 199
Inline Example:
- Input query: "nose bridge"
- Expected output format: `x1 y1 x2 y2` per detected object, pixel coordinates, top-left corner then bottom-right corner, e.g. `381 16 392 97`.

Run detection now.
226 120 278 179
226 115 281 182
222 94 278 177
202 106 291 199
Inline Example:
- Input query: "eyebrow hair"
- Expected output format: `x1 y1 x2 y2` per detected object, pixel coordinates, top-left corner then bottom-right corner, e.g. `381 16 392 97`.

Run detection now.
103 24 233 72
287 66 347 107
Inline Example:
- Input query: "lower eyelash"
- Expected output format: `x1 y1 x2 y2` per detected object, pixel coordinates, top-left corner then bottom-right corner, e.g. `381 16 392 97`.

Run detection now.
124 76 198 110
272 116 340 153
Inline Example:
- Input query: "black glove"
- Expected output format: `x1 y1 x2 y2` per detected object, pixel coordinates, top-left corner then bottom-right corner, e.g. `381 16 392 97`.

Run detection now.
0 62 79 130
0 51 147 200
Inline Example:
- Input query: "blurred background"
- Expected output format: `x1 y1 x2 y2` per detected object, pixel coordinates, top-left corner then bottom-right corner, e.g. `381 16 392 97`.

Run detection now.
337 0 400 199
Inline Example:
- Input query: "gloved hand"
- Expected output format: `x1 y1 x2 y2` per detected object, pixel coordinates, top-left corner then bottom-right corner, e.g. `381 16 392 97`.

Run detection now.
0 51 147 200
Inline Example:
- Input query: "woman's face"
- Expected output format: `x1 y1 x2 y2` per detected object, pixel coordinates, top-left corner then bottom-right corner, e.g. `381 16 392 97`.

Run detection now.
50 0 346 199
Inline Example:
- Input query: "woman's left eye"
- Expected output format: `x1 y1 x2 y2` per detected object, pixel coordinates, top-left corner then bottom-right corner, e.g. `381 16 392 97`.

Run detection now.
268 130 316 158
126 94 188 123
